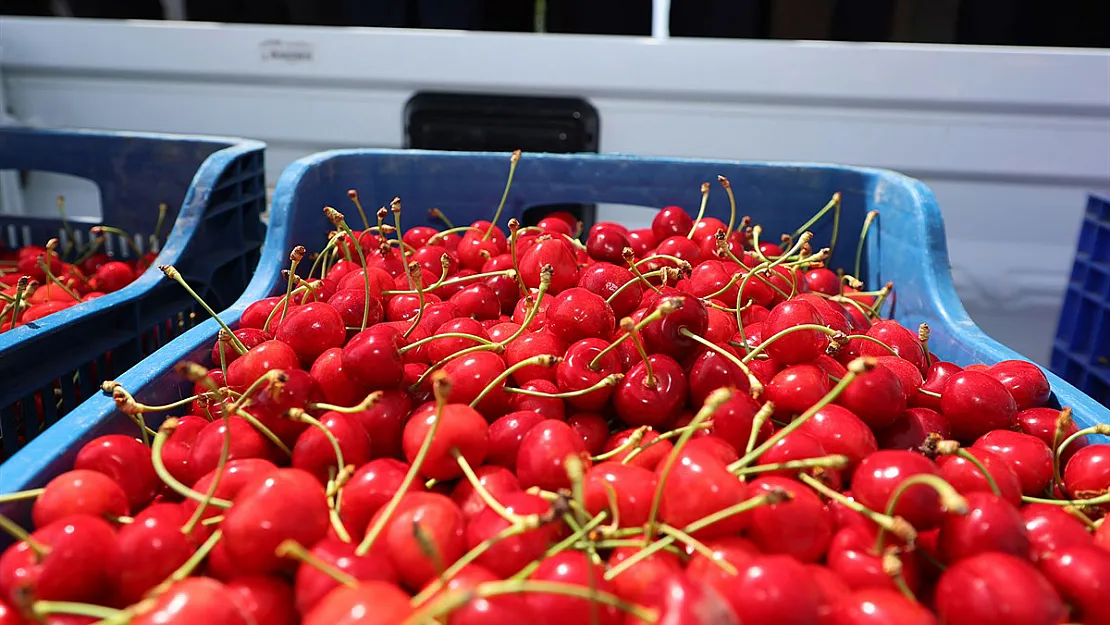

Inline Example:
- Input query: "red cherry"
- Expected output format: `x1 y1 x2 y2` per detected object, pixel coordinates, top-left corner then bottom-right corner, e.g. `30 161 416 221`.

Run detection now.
937 447 1023 507
544 287 616 344
766 363 832 419
803 268 840 295
157 415 208 485
940 371 1017 443
760 299 829 365
74 434 159 513
302 580 412 625
935 553 1065 625
327 288 384 330
807 564 852 622
348 389 411 460
716 555 823 625
858 320 926 371
1022 503 1093 560
1037 543 1110 624
835 364 906 430
555 338 622 411
877 407 951 451
1094 517 1110 551
567 412 609 456
829 588 937 625
656 448 749 540
582 462 657 529
1063 444 1110 510
402 402 489 481
185 416 282 485
449 282 501 321
504 331 565 386
876 355 923 399
243 368 322 445
520 237 579 294
310 347 368 407
342 325 405 390
795 405 877 473
486 411 546 471
509 380 565 419
131 578 252 625
622 226 653 256
525 551 621 625
587 226 633 264
652 206 693 241
180 459 279 539
912 361 962 411
631 572 739 625
275 302 347 363
852 450 944 530
747 476 834 562
972 430 1054 496
465 492 559 577
608 546 684 608
93 261 135 292
577 262 642 320
641 293 709 360
938 492 1029 563
226 340 300 389
292 410 373 484
987 360 1052 410
684 536 760 599
226 576 297 625
826 525 923 593
31 469 128 528
451 465 521 518
516 419 591 491
210 327 271 365
614 354 689 428
369 492 465 591
655 235 703 265
426 563 535 625
222 468 331 575
441 351 511 417
600 428 673 470
0 515 118 604
338 459 424 540
1016 407 1088 464
707 394 771 455
113 504 195 603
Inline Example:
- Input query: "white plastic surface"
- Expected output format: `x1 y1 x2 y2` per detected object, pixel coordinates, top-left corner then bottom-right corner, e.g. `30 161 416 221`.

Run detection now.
1 17 1108 363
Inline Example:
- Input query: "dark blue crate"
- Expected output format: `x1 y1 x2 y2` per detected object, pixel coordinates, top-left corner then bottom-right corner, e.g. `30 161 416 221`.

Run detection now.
3 150 1106 532
1052 193 1110 406
0 127 266 458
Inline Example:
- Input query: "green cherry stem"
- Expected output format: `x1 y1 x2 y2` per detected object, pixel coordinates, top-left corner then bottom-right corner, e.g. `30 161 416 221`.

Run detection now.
469 354 560 409
484 150 521 240
325 206 373 330
686 182 711 239
678 327 764 396
798 473 917 543
854 210 879 280
875 475 967 553
160 265 248 354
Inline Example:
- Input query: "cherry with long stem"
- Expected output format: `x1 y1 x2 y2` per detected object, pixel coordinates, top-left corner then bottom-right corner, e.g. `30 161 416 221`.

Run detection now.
469 354 560 409
798 473 917 542
587 298 679 371
276 539 357 586
325 206 373 330
874 474 967 552
484 150 522 240
402 262 426 339
854 209 879 280
507 218 530 296
686 182 711 238
7 276 29 331
678 326 764 396
161 265 248 354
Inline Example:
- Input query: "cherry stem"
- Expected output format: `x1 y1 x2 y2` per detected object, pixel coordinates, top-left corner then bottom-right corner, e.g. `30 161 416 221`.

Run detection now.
798 473 917 542
917 322 932 363
429 207 454 229
678 327 764 396
345 189 371 231
91 225 145 261
287 409 345 480
499 265 553 347
428 225 482 245
646 387 735 541
359 374 450 556
1057 423 1106 467
325 207 373 330
0 513 49 559
231 408 293 457
0 488 44 504
150 421 233 509
589 300 677 371
935 441 1000 497
160 265 248 354
633 255 691 272
1051 407 1073 494
1023 491 1110 507
507 218 530 297
717 175 737 236
38 251 81 302
308 390 384 414
605 267 675 306
729 358 874 472
160 528 223 590
53 194 81 257
411 523 528 606
470 354 560 409
453 450 521 525
792 193 841 241
277 246 305 326
485 150 522 240
400 332 496 355
843 333 900 357
882 552 918 602
181 407 232 534
32 601 122 621
875 474 967 553
7 276 28 330
302 230 345 284
657 523 738 575
686 182 711 239
741 323 844 364
511 511 609 581
619 421 713 465
402 263 425 339
750 225 772 263
407 580 656 625
625 322 655 387
744 401 775 456
276 539 357 586
734 453 850 477
411 342 503 392
623 248 662 295
383 268 516 296
854 210 879 280
592 426 649 461
504 373 623 399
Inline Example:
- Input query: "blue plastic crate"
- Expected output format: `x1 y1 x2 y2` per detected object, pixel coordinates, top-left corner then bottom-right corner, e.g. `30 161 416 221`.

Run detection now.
0 127 266 458
1053 193 1110 406
2 150 1106 533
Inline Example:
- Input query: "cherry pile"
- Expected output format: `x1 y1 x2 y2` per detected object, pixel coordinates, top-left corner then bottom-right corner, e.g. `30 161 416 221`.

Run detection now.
0 199 164 333
1 155 1108 625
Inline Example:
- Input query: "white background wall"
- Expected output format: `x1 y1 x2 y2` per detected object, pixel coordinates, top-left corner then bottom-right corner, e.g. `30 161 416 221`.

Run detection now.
1 18 1108 364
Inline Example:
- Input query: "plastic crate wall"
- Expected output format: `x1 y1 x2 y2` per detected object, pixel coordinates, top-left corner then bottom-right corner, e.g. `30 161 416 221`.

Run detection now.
0 128 266 458
1053 193 1110 406
2 150 1107 533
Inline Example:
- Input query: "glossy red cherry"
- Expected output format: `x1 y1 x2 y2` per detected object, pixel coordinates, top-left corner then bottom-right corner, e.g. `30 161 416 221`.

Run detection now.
242 367 321 445
93 261 135 292
555 338 622 411
640 293 709 360
210 327 271 365
275 301 347 363
342 325 405 390
941 371 1017 443
509 380 565 419
760 299 829 365
372 492 465 591
912 360 962 411
112 504 195 603
876 356 923 400
858 320 926 372
525 551 621 625
599 428 672 471
795 404 877 473
852 450 944 530
614 354 689 428
222 468 331 575
465 492 559 578
716 555 823 625
225 576 297 625
587 225 633 263
226 340 301 389
73 434 159 513
451 465 521 518
1063 444 1109 509
632 572 739 625
937 447 1023 507
934 553 1066 625
520 237 579 294
442 351 511 417
402 402 489 481
486 410 546 471
449 282 501 321
348 389 411 460
292 410 373 484
877 407 951 451
327 288 384 331
972 430 1054 496
184 416 282 485
567 412 609 456
516 419 591 492
747 476 834 562
652 206 693 242
544 287 616 344
577 262 642 320
31 469 129 528
0 515 118 604
310 347 368 407
802 268 840 295
157 415 208 485
938 492 1029 563
707 394 770 455
338 459 424 540
302 580 412 625
131 578 252 625
656 448 750 540
835 364 906 430
826 525 923 594
1016 407 1088 464
1022 503 1093 560
1038 543 1110 624
829 588 938 625
582 462 657 529
766 363 832 419
987 360 1051 410
504 330 565 386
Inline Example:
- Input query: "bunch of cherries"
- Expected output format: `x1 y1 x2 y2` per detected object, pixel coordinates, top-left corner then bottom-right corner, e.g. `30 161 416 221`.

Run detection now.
0 199 163 333
0 154 1107 625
